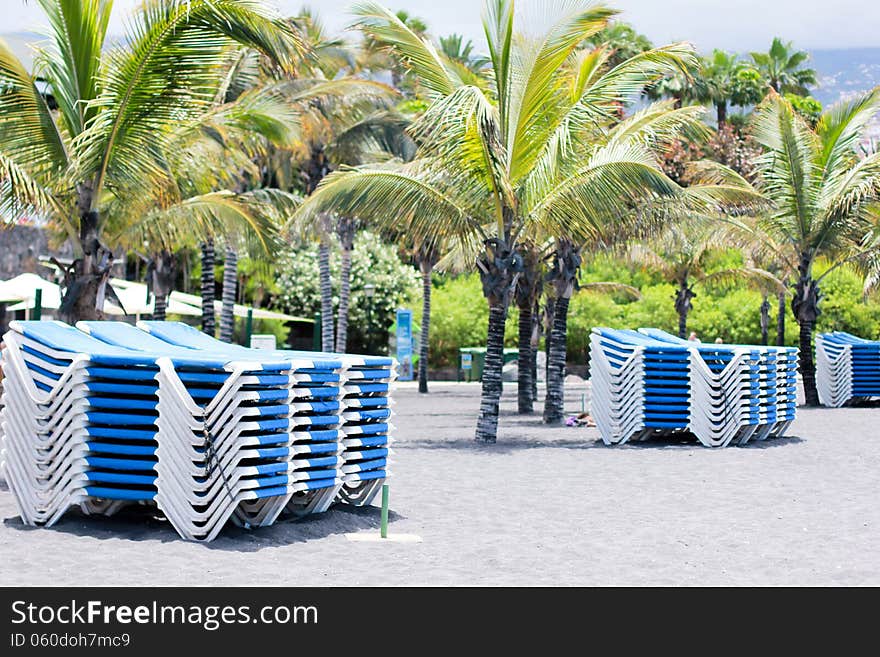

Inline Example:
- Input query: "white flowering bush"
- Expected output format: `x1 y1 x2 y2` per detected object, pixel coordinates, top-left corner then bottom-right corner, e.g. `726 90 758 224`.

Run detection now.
276 231 420 353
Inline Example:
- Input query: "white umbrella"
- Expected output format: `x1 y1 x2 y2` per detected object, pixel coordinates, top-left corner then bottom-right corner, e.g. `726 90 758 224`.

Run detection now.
4 273 125 316
108 280 202 317
161 287 312 322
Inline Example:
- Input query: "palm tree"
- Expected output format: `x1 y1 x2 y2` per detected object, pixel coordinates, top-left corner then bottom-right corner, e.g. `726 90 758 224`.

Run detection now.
104 68 304 335
750 37 817 95
228 46 399 352
297 1 759 442
742 90 880 404
701 50 742 126
731 219 796 345
585 21 652 68
628 217 772 339
0 0 304 322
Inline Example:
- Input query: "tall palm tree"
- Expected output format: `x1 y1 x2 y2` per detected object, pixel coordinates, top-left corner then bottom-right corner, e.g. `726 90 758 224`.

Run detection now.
730 218 796 345
744 90 880 404
750 37 817 95
297 1 757 442
0 0 304 322
227 51 399 351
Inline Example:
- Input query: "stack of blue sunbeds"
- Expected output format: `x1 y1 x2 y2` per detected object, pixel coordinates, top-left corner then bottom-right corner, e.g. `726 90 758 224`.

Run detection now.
589 327 798 447
816 331 880 407
0 320 396 541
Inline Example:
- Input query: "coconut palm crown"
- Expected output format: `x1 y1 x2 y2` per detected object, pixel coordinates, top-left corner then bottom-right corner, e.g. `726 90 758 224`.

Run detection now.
0 0 305 322
746 89 880 404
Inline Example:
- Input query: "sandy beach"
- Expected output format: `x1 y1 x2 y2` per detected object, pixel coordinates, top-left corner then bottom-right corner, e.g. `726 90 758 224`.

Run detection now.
2 380 878 586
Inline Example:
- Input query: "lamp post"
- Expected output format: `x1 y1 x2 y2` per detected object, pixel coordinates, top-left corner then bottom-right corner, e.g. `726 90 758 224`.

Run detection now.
364 283 376 352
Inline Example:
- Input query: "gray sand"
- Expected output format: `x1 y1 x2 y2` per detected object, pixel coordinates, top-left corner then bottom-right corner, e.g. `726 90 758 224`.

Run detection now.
2 381 878 586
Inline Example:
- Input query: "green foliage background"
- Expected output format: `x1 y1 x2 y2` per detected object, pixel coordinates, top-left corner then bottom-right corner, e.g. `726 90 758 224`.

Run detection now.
428 259 880 368
275 231 420 353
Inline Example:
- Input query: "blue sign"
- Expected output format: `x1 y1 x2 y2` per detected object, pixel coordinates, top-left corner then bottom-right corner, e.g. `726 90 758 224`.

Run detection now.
396 308 414 381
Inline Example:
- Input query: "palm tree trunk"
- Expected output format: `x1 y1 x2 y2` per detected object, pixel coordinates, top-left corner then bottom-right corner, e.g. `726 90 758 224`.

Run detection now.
517 301 533 414
760 295 770 345
418 259 433 393
475 303 509 443
542 239 580 424
318 238 334 352
776 289 786 346
716 100 727 126
544 295 555 385
792 260 821 406
799 319 820 406
147 250 176 324
530 298 540 402
474 235 518 444
219 245 237 343
153 294 168 321
200 239 216 336
543 295 570 424
514 245 541 413
334 219 355 353
58 197 105 323
674 277 694 339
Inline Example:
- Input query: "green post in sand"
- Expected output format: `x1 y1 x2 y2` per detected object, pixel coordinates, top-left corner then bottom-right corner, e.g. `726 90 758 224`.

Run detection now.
380 484 389 538
244 308 253 346
33 288 43 321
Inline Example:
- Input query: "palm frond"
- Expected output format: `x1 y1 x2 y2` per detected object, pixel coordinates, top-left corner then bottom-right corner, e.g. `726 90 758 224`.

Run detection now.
0 150 63 222
750 91 821 241
111 188 295 256
32 0 111 137
293 164 481 246
76 0 305 209
350 1 461 96
506 2 616 178
410 85 511 220
0 37 68 180
580 280 641 299
526 140 680 243
609 101 709 150
817 87 880 176
702 266 785 293
482 0 514 131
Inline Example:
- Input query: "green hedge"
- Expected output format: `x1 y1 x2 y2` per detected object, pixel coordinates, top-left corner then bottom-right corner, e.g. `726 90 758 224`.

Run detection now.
427 264 880 368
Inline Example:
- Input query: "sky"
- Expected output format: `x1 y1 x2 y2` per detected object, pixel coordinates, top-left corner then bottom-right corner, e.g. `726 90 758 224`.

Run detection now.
2 0 879 53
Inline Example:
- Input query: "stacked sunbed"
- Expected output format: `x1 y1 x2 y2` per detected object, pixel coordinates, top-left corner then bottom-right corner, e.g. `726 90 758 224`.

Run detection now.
0 320 395 541
136 321 396 508
816 331 880 407
589 327 798 447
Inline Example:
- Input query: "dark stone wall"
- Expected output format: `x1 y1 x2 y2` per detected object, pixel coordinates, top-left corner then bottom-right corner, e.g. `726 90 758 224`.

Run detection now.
0 225 73 280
